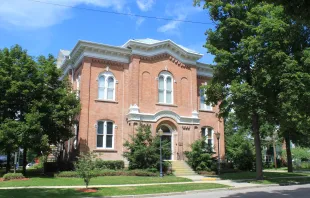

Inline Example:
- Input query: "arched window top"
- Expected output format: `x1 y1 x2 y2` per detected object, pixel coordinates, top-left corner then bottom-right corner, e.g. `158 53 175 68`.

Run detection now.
159 71 173 78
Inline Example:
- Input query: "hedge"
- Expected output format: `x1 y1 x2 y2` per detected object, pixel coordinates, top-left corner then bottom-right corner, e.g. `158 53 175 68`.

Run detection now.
94 160 124 170
3 173 25 181
56 169 157 177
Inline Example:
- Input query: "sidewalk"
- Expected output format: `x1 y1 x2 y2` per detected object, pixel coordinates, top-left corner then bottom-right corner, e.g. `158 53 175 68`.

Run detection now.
0 180 265 190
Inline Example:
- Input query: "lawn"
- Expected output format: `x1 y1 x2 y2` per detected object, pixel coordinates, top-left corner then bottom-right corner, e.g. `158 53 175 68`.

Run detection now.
0 176 191 187
0 183 228 198
220 171 310 180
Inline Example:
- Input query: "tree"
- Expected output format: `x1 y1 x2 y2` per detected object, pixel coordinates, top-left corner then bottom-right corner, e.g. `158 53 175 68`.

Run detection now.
194 0 310 179
0 45 80 174
0 120 21 173
184 138 213 171
123 124 171 171
254 0 310 23
75 152 96 188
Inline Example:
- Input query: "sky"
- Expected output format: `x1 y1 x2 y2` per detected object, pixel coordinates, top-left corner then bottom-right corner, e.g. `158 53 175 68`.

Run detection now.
0 0 215 64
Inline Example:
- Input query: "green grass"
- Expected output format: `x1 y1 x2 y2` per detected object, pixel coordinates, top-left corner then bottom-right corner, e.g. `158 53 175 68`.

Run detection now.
220 171 310 180
0 183 228 198
0 176 191 187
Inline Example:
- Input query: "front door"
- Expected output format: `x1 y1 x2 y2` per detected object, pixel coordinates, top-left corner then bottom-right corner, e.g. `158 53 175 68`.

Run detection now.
162 135 172 160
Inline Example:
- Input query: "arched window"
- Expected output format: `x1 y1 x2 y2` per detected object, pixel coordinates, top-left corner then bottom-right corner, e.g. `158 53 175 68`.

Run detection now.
158 71 173 104
97 120 114 149
201 127 214 151
200 87 212 111
98 72 115 100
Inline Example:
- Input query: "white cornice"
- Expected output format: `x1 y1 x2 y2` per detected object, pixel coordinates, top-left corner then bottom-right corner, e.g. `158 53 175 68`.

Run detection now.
60 40 131 78
123 39 203 65
127 109 200 125
197 62 214 77
59 40 214 78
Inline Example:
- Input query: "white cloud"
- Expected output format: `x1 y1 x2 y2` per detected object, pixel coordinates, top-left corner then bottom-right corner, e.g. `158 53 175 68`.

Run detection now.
157 2 201 33
0 0 127 29
136 0 155 12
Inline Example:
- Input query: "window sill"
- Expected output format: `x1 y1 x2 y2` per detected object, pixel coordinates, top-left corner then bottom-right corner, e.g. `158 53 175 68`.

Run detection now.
199 109 215 113
95 99 118 104
94 149 117 153
156 103 178 107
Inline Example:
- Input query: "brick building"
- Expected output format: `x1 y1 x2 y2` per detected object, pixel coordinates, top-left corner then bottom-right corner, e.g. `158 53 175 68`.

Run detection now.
58 38 225 162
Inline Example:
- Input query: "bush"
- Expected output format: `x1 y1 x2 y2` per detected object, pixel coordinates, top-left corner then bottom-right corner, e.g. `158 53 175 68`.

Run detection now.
123 124 171 172
94 160 124 170
56 171 79 177
3 173 25 181
184 138 213 171
226 133 255 171
56 169 157 177
44 162 58 173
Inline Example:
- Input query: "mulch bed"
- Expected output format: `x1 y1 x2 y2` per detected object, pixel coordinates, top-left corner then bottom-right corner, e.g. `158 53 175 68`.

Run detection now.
76 188 98 193
0 178 30 182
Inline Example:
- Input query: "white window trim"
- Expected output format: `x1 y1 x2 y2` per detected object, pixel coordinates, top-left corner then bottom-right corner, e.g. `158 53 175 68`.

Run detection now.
76 74 81 98
200 88 212 111
96 121 115 149
202 127 214 151
158 71 173 104
98 72 116 101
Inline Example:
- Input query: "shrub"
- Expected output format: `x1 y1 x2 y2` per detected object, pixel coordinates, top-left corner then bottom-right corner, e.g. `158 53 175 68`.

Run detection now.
56 169 157 177
44 162 58 173
94 160 124 170
56 171 79 177
3 173 25 181
184 138 213 171
123 124 171 172
226 132 255 171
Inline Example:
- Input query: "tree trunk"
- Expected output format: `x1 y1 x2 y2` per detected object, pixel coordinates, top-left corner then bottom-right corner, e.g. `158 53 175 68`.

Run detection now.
285 135 293 172
6 151 10 173
273 138 277 169
252 113 263 180
22 148 27 175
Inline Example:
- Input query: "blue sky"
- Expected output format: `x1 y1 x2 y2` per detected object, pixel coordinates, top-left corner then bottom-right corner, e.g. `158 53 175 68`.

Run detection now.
0 0 215 64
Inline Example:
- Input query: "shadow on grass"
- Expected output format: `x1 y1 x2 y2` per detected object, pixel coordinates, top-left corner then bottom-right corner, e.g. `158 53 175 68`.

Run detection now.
220 186 310 198
219 171 309 180
0 188 89 198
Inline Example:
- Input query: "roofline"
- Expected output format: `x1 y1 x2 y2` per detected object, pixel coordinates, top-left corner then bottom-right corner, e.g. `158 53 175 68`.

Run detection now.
123 39 203 58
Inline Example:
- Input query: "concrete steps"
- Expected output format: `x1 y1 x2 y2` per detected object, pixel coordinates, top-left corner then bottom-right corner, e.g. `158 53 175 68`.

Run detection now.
171 160 198 176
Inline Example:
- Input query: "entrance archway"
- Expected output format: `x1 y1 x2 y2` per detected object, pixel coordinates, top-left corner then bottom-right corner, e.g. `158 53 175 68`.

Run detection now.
157 124 174 160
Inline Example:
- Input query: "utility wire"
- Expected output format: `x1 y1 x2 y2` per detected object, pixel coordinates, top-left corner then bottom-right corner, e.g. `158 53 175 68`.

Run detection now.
26 0 214 25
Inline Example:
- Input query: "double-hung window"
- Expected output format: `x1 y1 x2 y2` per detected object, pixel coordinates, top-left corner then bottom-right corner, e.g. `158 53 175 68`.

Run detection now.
202 127 214 151
158 71 173 104
97 121 114 149
98 72 115 100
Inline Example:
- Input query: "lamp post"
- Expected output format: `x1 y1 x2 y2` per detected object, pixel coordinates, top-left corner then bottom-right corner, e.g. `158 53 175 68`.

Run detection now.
158 128 164 177
215 132 221 175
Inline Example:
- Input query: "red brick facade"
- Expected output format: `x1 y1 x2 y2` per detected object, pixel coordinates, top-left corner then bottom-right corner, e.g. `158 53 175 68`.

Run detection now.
59 39 225 162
